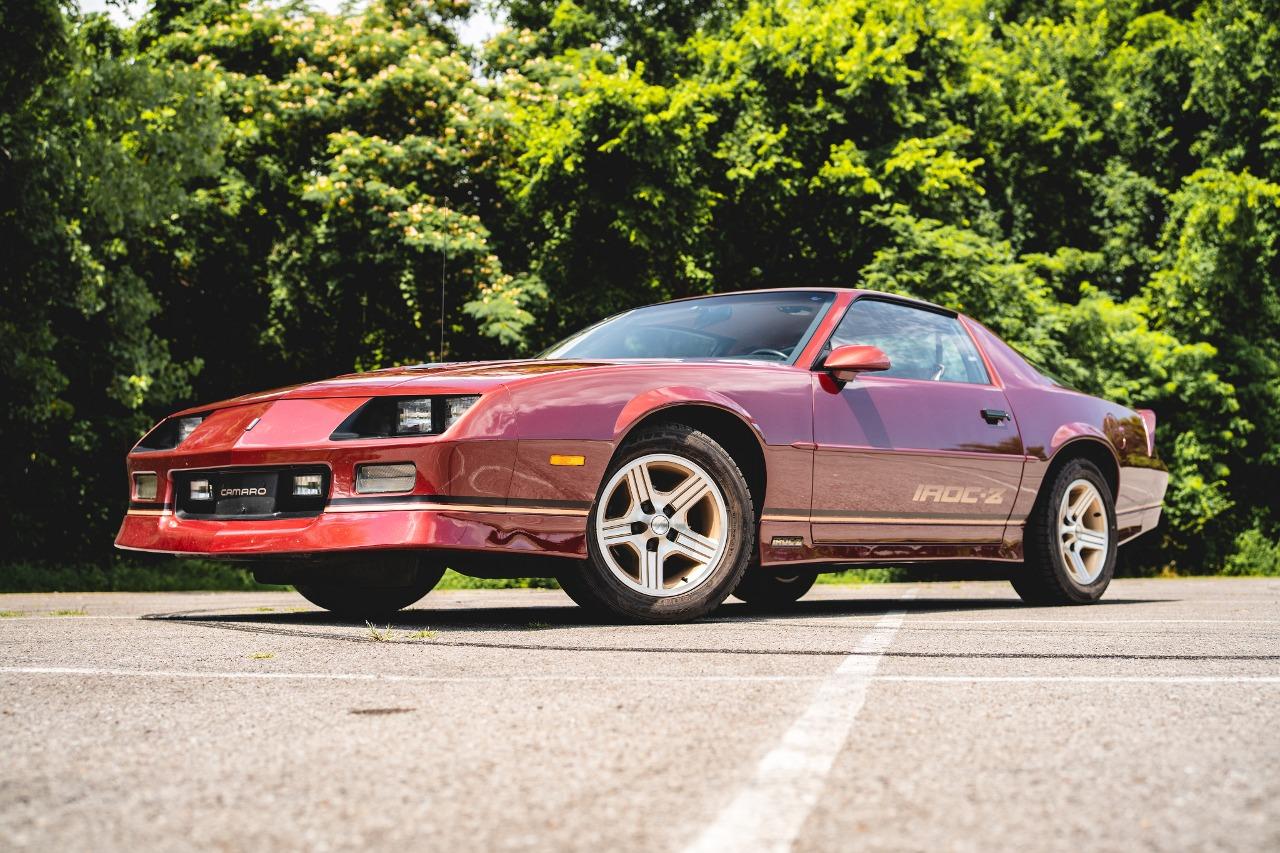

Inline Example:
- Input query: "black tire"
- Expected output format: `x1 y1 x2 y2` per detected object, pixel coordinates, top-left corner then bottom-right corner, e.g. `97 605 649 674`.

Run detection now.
555 562 610 616
731 569 817 608
570 424 755 623
1011 458 1116 605
294 556 445 619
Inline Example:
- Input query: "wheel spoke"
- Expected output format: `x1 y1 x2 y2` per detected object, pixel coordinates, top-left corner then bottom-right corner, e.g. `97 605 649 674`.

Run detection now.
667 526 719 564
1076 529 1107 551
667 472 711 516
1066 546 1089 582
599 520 636 543
1067 487 1094 521
627 464 656 509
640 545 663 591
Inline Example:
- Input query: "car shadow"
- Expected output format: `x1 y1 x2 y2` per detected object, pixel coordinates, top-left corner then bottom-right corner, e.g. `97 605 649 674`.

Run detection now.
140 594 1280 662
146 591 1165 630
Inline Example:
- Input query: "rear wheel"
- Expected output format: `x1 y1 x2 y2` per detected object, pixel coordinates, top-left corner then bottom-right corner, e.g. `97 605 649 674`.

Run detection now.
567 424 754 623
732 569 817 608
292 556 445 619
1012 458 1116 605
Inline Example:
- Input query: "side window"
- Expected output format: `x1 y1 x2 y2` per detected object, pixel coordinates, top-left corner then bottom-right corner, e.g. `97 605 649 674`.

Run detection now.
827 299 990 384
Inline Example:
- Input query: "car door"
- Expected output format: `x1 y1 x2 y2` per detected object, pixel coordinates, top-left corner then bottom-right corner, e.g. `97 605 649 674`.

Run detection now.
810 297 1024 545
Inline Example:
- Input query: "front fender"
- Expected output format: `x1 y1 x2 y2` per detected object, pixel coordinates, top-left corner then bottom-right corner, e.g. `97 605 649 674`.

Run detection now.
612 386 764 442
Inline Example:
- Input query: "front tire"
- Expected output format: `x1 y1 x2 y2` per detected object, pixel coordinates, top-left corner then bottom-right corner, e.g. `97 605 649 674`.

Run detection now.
568 424 755 623
1012 459 1116 605
294 556 445 619
732 569 816 608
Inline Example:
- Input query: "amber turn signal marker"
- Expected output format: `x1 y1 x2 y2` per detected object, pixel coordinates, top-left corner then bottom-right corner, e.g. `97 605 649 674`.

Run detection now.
549 454 586 466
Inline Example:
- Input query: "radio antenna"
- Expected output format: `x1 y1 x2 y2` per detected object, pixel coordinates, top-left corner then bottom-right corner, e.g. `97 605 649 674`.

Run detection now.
438 239 447 361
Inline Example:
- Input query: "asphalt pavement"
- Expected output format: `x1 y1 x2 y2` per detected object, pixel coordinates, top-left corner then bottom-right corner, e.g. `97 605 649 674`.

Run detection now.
1 577 1277 852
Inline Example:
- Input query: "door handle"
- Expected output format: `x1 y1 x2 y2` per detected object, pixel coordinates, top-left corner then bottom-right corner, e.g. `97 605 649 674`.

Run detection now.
981 408 1011 424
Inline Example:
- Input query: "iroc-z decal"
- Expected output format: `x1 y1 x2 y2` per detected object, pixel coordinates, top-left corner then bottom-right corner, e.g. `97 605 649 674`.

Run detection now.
912 484 1007 505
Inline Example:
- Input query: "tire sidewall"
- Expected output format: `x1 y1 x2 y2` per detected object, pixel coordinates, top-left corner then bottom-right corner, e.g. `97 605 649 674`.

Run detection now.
582 427 754 622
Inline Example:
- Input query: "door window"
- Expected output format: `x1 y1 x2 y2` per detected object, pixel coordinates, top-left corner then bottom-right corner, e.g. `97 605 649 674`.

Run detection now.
827 298 989 384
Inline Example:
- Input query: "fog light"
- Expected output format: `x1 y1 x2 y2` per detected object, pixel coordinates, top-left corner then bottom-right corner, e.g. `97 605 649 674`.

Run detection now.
133 473 158 501
355 463 416 494
190 478 212 501
293 473 323 497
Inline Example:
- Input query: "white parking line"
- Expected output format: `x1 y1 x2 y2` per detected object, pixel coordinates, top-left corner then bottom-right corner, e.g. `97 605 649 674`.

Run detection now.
877 674 1280 684
0 615 139 621
901 618 1280 625
0 666 821 684
683 598 914 853
2 667 1278 686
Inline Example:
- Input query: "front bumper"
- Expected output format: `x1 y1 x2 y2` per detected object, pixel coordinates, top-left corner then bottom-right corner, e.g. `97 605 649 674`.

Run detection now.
115 503 589 559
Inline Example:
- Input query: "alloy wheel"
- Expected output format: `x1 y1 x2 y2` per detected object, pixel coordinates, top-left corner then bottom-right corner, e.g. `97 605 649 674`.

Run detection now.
1057 478 1109 585
594 453 729 597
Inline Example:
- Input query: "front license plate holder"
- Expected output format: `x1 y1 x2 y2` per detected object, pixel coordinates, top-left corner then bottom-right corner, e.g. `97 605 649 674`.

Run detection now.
212 471 278 517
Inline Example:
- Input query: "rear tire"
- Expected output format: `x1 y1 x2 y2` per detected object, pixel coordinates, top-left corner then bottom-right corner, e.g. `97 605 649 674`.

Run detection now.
293 556 445 619
732 569 816 608
1012 458 1116 605
569 424 755 623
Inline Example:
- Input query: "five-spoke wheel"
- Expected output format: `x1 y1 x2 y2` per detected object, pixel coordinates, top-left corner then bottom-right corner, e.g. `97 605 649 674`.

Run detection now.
560 424 754 623
595 453 728 597
1057 479 1109 586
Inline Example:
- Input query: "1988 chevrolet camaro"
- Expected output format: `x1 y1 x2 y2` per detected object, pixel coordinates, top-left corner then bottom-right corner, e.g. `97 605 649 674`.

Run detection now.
117 289 1168 622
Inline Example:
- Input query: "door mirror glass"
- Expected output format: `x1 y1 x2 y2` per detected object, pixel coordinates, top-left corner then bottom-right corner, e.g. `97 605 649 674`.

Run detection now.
824 344 891 381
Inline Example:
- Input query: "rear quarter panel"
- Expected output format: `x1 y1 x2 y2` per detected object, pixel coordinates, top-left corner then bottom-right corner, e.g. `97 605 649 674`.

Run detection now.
967 321 1169 542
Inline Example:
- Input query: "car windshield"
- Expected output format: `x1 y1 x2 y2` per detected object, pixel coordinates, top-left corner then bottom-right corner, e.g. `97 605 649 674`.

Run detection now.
539 291 836 363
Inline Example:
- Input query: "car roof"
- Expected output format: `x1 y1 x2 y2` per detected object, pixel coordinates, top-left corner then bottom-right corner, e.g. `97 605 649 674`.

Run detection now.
662 287 959 318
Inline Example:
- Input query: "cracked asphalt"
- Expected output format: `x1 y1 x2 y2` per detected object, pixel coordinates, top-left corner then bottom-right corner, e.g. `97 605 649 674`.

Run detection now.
1 577 1278 851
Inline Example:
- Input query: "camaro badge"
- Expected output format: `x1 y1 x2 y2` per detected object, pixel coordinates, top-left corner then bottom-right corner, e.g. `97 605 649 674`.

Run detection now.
221 487 268 498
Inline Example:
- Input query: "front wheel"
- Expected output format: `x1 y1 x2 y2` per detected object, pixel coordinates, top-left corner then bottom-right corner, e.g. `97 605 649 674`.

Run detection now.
1012 459 1116 605
731 569 817 608
567 424 755 623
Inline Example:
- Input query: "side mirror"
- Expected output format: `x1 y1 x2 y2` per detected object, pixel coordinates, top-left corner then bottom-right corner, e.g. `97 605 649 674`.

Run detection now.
823 344 891 383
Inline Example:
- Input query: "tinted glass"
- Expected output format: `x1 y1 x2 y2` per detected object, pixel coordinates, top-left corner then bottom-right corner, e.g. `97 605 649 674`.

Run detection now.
541 291 835 362
827 298 989 384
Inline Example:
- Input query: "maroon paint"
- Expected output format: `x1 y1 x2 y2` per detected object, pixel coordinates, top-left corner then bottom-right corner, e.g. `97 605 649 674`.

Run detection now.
116 288 1168 574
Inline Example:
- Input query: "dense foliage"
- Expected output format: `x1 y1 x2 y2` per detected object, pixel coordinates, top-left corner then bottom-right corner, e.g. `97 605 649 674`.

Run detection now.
1 0 1275 575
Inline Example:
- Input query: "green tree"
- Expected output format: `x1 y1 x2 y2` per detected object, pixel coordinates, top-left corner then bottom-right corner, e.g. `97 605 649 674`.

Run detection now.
0 0 223 561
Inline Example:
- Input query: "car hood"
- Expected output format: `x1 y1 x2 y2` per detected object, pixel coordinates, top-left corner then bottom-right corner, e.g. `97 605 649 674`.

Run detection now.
171 359 681 416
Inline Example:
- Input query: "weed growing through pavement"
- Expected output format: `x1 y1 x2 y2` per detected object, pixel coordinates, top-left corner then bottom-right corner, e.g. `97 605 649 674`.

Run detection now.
249 652 275 660
0 611 20 618
526 621 552 630
366 622 396 642
50 608 87 616
407 629 437 640
255 607 275 612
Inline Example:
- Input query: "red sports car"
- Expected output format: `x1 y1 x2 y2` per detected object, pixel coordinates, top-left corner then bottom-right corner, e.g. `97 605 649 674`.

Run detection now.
116 289 1168 622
